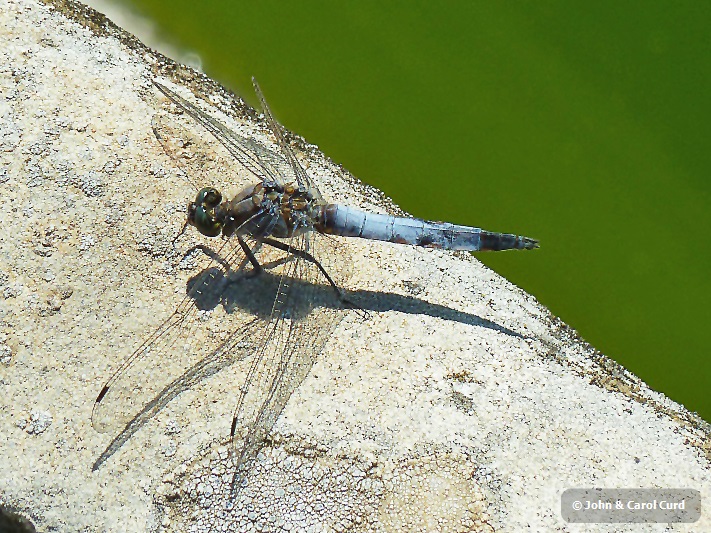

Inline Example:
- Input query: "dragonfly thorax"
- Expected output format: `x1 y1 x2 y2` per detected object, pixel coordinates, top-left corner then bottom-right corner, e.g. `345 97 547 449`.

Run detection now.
188 183 323 240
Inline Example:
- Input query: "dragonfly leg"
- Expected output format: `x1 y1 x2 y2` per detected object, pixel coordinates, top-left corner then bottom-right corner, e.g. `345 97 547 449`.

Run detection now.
171 219 189 248
179 244 232 272
260 237 342 295
237 236 263 276
260 237 367 316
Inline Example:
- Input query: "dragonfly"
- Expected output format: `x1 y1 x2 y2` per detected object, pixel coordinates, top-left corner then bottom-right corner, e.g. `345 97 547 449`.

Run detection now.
91 78 538 495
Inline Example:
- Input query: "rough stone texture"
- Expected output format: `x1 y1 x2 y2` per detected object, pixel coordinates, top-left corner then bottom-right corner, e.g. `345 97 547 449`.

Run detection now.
0 0 709 531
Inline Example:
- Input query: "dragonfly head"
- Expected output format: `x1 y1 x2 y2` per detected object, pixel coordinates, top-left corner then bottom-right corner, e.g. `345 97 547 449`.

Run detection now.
188 187 223 237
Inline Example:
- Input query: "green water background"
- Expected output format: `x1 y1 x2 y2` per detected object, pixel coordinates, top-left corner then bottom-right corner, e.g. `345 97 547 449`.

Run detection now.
102 1 710 420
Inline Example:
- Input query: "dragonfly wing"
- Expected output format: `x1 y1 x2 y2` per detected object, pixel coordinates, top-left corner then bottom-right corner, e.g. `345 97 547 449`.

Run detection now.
153 80 294 189
228 230 352 492
252 78 321 196
91 314 261 471
91 236 265 442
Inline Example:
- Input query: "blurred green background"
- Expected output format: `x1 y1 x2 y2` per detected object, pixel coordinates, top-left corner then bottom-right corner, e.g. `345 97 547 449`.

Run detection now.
93 1 710 420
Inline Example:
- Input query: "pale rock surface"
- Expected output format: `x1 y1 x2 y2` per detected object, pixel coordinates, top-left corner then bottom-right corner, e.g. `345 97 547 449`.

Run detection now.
0 1 709 531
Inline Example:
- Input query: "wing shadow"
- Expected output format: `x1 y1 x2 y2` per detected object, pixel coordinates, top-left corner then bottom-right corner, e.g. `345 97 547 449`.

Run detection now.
93 266 523 470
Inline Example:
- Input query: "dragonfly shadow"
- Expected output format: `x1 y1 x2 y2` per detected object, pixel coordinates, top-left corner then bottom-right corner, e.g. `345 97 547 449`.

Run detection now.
93 266 522 471
349 288 524 338
188 266 281 318
190 267 523 337
189 266 344 322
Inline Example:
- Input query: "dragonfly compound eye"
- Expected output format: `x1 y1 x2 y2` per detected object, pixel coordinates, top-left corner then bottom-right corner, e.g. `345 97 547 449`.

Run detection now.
192 205 223 237
197 187 222 208
190 187 223 237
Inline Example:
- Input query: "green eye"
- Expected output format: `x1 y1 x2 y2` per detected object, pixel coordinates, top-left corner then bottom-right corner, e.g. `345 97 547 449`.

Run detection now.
196 187 222 208
191 187 223 237
193 205 222 236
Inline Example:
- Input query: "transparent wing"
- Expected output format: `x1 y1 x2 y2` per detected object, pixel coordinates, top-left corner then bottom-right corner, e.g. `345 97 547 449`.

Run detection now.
227 230 352 493
222 79 349 491
153 79 294 189
90 237 266 440
151 112 203 191
96 78 351 482
252 77 321 196
91 98 285 446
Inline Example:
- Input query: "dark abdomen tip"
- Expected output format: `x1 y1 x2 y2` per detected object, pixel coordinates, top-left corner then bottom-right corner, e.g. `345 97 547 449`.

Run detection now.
518 236 540 250
480 231 539 251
